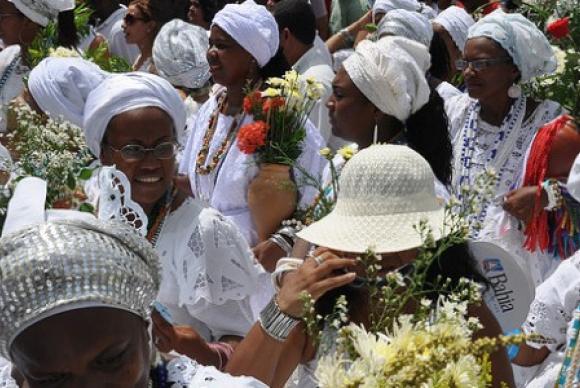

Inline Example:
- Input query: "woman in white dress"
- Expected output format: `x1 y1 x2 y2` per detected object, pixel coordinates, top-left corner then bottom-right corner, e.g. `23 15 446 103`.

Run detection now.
179 0 325 247
81 72 265 370
445 10 563 236
0 206 265 387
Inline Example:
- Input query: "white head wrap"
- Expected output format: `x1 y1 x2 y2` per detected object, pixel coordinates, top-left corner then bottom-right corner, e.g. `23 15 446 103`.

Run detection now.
212 0 279 67
83 72 186 157
8 0 75 27
377 10 433 47
418 3 437 20
153 19 210 90
372 0 419 19
433 6 474 53
467 10 556 82
343 36 431 122
28 57 108 127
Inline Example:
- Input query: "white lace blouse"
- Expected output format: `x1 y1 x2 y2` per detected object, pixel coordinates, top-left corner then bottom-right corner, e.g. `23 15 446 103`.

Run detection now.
0 356 267 387
179 90 327 246
155 197 265 341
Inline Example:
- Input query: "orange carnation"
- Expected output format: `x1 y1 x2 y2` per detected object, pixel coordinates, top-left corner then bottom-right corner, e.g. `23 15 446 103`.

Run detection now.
262 97 286 114
237 120 269 154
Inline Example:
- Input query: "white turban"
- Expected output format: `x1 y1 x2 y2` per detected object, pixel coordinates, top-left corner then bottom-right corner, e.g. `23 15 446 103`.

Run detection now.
372 0 419 19
153 19 210 90
377 10 433 48
212 0 279 67
28 57 108 127
433 6 475 54
8 0 75 27
83 73 186 157
343 36 431 123
467 10 556 82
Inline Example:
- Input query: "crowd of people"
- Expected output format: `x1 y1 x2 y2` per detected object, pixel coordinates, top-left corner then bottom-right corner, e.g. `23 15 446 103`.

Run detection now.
0 0 578 386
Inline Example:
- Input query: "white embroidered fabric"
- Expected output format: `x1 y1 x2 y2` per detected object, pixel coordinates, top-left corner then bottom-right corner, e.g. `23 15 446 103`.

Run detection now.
155 197 265 340
97 166 148 236
179 90 327 246
522 251 580 353
445 94 562 229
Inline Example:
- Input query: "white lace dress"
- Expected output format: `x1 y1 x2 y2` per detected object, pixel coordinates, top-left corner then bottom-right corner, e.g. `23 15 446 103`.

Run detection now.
179 90 326 246
0 356 267 387
155 197 267 341
445 94 562 235
518 251 580 387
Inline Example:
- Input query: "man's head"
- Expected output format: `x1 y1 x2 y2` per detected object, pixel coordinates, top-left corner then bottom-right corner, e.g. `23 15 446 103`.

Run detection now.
273 0 316 66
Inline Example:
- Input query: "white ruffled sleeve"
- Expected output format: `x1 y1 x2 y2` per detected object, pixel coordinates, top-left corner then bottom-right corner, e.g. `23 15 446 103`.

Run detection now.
522 252 580 351
167 356 267 387
156 199 261 340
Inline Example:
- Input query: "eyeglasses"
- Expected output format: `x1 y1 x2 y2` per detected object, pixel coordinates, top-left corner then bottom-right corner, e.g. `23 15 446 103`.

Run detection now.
123 13 148 25
455 57 512 72
107 142 178 161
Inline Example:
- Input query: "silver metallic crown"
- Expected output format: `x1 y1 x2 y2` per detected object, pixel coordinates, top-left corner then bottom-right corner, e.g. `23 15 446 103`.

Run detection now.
0 219 161 359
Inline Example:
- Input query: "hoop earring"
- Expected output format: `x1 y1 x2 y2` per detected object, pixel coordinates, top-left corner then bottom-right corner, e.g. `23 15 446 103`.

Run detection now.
507 83 522 98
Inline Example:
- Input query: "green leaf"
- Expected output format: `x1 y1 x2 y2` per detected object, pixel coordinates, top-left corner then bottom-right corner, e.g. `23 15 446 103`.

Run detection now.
79 203 95 213
78 168 94 181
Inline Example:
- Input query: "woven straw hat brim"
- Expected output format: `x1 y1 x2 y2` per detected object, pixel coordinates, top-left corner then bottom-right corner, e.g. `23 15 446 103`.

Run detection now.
297 206 448 254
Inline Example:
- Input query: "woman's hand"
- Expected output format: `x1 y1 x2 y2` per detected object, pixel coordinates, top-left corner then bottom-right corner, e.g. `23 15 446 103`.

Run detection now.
276 248 357 318
152 310 204 355
253 239 286 273
502 186 547 224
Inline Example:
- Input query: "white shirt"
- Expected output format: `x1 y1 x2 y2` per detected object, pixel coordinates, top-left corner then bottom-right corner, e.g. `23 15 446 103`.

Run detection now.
179 91 327 246
79 7 139 65
435 81 462 102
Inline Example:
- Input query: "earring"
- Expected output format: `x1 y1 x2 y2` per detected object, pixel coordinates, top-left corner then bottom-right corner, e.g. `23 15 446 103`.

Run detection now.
507 83 522 98
373 123 379 144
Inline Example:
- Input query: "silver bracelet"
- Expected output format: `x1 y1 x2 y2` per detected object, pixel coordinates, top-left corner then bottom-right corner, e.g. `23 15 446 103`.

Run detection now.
269 233 293 256
339 27 354 45
259 297 300 341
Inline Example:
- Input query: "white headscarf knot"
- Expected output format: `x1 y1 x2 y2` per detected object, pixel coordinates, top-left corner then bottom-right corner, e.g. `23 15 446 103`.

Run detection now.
343 36 431 123
212 0 279 67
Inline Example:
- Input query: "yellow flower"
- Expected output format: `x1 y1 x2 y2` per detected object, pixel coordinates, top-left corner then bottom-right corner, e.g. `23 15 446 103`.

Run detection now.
319 147 331 157
267 77 286 87
337 145 356 160
261 87 281 98
48 46 80 58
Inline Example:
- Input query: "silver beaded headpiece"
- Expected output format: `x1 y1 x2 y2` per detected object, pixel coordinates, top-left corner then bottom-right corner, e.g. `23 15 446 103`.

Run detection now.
0 219 161 359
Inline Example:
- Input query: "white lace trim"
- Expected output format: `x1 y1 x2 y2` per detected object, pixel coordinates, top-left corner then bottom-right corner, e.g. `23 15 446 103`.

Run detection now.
97 166 148 236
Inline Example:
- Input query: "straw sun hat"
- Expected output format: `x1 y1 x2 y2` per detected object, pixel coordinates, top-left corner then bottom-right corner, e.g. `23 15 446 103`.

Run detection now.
297 144 448 254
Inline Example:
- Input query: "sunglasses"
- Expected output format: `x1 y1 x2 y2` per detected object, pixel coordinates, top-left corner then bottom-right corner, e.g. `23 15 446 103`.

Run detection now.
123 13 149 25
107 141 178 162
455 57 512 72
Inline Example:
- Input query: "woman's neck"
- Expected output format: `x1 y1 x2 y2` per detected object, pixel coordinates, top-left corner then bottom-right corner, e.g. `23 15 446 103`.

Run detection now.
479 95 514 127
224 77 260 116
360 118 404 148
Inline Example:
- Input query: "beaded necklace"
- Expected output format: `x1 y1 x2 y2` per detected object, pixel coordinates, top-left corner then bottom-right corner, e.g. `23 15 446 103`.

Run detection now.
0 56 20 95
455 96 526 228
195 92 245 176
146 187 177 247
